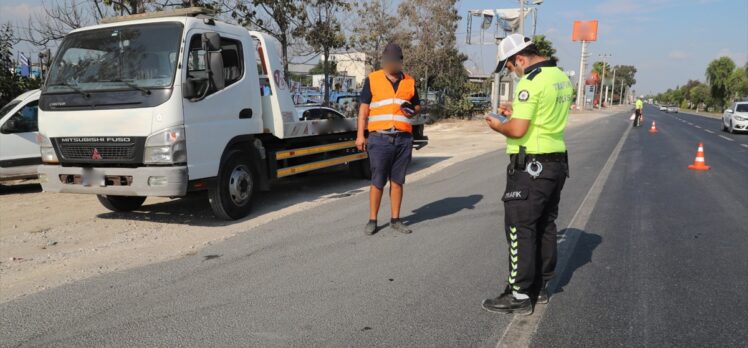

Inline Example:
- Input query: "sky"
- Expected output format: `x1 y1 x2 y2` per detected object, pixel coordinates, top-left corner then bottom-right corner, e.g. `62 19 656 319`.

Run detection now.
456 0 748 95
2 0 747 94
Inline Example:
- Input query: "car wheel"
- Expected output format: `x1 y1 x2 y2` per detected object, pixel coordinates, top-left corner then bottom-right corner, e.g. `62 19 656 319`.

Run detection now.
722 119 728 131
208 150 256 220
97 195 147 212
729 121 735 134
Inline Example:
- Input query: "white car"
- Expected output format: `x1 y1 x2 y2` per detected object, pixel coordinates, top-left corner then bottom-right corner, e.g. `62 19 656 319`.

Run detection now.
722 101 748 133
659 105 668 111
0 89 41 181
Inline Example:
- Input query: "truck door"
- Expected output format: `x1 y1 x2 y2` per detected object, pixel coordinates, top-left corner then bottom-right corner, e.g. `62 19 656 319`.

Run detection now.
181 30 262 180
0 97 40 177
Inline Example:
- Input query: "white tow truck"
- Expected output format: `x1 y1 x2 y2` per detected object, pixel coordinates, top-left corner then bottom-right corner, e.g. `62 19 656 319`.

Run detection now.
37 8 428 219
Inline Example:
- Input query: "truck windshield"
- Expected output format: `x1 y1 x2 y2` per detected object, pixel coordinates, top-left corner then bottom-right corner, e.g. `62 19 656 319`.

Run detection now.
45 22 183 93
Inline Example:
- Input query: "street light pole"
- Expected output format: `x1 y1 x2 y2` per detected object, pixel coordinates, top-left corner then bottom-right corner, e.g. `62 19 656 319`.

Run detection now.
519 0 525 35
610 68 616 106
598 53 610 108
575 40 588 109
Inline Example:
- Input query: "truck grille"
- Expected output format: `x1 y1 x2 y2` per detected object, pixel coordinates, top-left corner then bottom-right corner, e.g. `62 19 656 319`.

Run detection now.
59 144 136 161
53 137 146 164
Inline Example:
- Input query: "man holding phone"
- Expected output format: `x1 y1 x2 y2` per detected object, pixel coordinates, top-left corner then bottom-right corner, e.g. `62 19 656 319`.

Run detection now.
356 43 421 236
482 34 573 315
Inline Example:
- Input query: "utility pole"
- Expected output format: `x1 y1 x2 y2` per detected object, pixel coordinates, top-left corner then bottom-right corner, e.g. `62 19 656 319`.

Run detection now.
620 81 624 105
610 68 616 106
519 0 525 35
575 41 588 109
598 53 610 108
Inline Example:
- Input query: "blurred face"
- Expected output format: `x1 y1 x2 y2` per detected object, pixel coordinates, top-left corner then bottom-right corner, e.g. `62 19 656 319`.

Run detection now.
383 59 403 75
507 54 528 78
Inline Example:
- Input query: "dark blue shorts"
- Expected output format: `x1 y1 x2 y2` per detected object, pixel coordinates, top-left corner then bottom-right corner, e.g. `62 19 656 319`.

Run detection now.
367 132 413 189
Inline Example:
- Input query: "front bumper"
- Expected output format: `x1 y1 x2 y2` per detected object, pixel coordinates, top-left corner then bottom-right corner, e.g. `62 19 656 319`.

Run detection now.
732 119 748 131
38 165 188 197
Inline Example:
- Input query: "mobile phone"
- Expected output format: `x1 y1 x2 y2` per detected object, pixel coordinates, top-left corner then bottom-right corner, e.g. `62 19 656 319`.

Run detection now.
400 102 415 115
488 112 508 123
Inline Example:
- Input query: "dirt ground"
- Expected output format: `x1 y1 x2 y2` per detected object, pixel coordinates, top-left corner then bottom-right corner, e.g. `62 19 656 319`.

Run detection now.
0 109 622 303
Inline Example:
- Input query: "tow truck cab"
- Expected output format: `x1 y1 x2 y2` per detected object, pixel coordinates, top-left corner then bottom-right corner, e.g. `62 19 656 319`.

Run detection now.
37 8 425 220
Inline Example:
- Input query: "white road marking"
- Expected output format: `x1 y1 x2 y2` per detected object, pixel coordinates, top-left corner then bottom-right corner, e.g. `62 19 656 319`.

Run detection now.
688 122 694 125
694 125 702 129
719 135 735 142
741 144 748 149
496 121 632 348
705 129 715 134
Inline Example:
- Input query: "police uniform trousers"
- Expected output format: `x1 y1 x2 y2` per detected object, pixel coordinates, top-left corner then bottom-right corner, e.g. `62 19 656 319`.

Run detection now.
501 155 568 294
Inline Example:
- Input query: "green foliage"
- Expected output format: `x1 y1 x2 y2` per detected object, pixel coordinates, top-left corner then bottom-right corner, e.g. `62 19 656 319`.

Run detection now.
727 67 748 100
705 56 736 107
532 35 558 64
309 61 337 75
613 65 637 87
0 23 39 106
350 1 409 71
398 0 468 118
295 0 350 104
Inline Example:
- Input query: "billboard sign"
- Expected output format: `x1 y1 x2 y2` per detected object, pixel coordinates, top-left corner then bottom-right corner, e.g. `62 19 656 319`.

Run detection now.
572 20 599 42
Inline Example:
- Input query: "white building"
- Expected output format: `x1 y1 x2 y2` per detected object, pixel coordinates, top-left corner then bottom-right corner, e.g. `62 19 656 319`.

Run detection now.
329 52 370 88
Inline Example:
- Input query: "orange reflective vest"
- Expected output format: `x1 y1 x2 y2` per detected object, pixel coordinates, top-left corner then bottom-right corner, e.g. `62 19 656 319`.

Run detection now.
367 70 415 133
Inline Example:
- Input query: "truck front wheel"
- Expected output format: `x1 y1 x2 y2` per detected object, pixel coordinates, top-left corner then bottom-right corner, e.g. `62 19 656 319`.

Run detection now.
208 150 256 220
97 195 146 212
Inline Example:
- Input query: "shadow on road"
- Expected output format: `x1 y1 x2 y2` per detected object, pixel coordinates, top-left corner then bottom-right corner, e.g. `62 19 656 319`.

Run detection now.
0 181 42 195
553 228 602 293
402 194 483 226
96 156 450 227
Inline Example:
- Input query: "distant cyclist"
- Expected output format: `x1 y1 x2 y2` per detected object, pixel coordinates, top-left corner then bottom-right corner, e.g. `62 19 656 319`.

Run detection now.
634 96 644 127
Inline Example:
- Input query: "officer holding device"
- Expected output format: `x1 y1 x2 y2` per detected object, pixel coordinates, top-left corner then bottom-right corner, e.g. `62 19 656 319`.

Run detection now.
482 34 573 315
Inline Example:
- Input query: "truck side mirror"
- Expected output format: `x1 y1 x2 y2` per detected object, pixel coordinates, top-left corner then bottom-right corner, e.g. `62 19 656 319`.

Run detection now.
202 32 225 91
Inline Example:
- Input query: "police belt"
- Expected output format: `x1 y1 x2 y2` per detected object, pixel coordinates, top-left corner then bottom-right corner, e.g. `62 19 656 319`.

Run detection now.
509 152 567 164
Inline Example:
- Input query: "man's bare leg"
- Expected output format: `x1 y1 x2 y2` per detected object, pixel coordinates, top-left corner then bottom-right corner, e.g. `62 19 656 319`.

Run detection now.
390 182 403 219
389 182 411 234
370 185 384 220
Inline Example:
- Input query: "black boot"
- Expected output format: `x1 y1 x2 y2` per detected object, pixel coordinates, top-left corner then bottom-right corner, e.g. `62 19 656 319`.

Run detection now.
482 292 533 315
536 282 551 304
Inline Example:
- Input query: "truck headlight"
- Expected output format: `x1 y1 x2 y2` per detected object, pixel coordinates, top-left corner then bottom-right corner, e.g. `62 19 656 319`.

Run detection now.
36 133 59 164
144 126 187 164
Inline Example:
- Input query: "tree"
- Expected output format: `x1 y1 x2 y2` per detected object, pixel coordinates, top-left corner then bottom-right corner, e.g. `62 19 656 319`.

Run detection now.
232 0 305 84
705 56 735 108
689 84 710 110
296 0 350 104
309 60 337 75
727 67 748 102
1 23 21 105
398 0 468 117
350 0 409 71
532 35 558 64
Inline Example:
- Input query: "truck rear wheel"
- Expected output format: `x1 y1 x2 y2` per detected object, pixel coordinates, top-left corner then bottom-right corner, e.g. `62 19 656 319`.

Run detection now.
97 195 146 212
208 150 256 220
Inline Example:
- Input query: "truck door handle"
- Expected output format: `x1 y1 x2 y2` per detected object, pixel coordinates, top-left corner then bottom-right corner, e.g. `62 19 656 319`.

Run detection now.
240 108 253 119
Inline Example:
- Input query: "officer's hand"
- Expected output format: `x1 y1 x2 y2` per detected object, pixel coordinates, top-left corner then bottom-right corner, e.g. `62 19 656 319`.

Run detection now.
499 102 513 117
485 115 502 132
356 136 367 152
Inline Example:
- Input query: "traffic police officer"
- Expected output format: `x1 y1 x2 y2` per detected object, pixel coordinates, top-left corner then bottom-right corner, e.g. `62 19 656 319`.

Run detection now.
482 34 573 315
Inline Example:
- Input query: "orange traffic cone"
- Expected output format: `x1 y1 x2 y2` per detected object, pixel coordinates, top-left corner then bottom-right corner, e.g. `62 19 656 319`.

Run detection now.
649 121 658 133
688 142 710 171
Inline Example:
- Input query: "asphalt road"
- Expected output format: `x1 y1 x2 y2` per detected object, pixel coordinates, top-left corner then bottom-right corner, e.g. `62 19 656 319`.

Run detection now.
532 105 748 347
2 107 747 347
